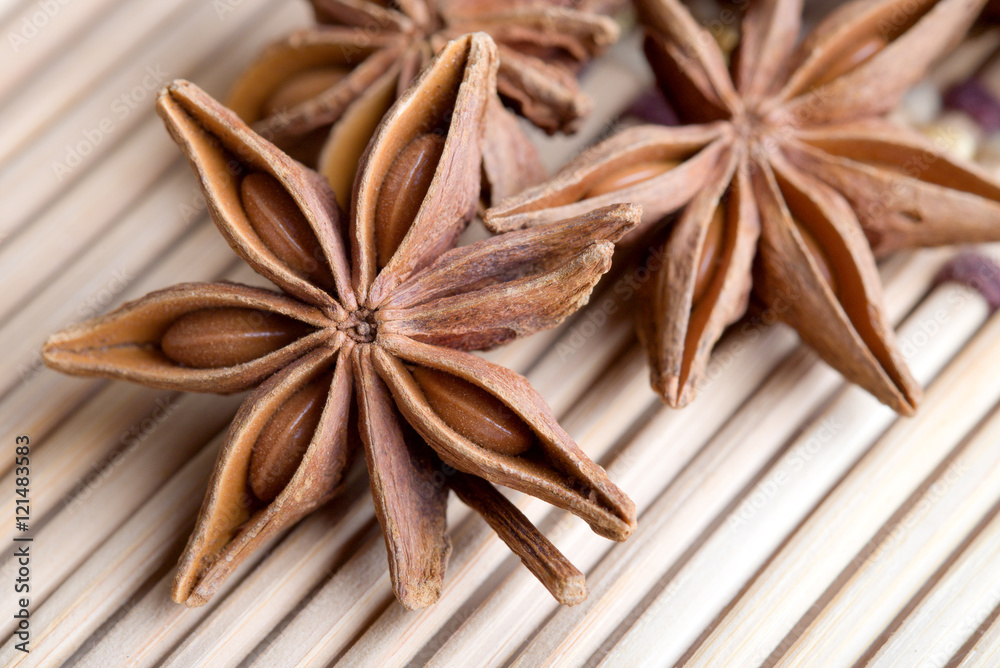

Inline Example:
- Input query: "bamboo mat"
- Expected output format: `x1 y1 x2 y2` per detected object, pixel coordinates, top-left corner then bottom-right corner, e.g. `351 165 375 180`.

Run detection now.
4 1 1000 666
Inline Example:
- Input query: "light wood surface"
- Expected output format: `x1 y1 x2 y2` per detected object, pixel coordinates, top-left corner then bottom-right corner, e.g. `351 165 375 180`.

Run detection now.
3 1 1000 666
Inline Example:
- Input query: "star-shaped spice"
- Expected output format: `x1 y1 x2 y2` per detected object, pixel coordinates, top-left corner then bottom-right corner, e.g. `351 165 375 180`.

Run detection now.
41 35 637 609
226 0 620 205
486 0 1000 414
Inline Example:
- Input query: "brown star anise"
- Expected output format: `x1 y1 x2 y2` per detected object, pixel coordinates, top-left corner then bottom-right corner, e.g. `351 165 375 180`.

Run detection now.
225 0 619 205
41 34 637 609
486 0 1000 414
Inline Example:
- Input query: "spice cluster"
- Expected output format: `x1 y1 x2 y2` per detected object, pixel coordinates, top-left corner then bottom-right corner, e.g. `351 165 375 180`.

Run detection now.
39 0 1000 609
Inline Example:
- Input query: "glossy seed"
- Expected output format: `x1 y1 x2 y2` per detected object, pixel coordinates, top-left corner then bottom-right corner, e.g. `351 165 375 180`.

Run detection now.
375 133 446 268
809 34 887 90
161 307 311 369
412 367 534 457
249 373 331 502
586 159 679 198
794 219 838 295
262 67 349 117
240 172 336 291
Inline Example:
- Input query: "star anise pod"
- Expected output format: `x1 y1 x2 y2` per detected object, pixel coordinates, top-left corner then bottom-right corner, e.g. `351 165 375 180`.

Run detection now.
40 34 637 609
226 1 619 204
486 0 1000 414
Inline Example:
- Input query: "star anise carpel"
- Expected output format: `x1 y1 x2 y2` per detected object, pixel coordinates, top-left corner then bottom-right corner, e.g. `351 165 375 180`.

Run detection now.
41 34 638 610
486 0 1000 414
227 0 620 207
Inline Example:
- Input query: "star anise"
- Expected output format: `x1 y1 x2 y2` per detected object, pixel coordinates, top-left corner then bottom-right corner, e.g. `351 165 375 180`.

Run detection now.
486 0 1000 414
226 0 619 205
41 35 637 609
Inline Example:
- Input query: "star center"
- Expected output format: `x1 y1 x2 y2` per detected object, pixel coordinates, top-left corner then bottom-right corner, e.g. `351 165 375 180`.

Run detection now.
341 308 377 343
729 106 789 165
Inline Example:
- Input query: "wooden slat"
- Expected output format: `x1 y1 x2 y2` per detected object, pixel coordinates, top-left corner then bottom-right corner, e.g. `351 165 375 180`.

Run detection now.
0 222 238 462
0 0 200 160
0 0 124 103
779 399 1000 665
0 390 242 639
0 1 32 28
869 502 1000 666
682 295 1000 666
0 435 223 667
0 0 304 245
116 476 374 668
956 600 1000 667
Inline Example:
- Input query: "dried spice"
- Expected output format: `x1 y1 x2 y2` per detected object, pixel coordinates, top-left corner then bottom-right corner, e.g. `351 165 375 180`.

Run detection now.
486 0 1000 414
227 0 620 205
41 35 637 609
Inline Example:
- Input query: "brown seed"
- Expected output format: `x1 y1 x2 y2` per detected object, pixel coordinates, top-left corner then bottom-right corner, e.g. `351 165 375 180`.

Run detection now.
375 133 446 268
808 34 887 90
262 67 349 117
161 307 311 369
412 366 534 457
794 219 838 295
692 205 726 305
240 172 336 291
586 160 679 198
249 373 331 502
